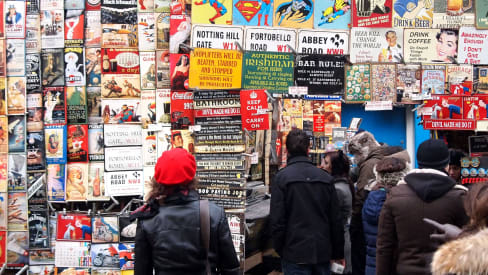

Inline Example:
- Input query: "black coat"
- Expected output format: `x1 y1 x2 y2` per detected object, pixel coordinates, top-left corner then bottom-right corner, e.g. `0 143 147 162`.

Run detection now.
270 155 344 264
134 190 240 275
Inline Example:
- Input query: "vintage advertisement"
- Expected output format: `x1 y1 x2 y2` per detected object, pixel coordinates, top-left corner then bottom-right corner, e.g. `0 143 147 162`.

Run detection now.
371 63 396 102
140 52 156 90
26 132 45 171
350 28 403 63
345 63 371 103
28 210 50 249
324 101 341 135
463 96 488 120
85 10 102 47
140 90 156 128
6 39 26 76
87 87 102 123
27 172 47 206
313 0 350 29
232 0 273 26
138 13 156 51
240 89 269 131
282 98 303 131
8 115 26 153
475 66 488 94
0 81 4 116
170 91 194 129
29 266 55 275
8 192 28 230
119 243 135 270
8 154 27 192
91 243 120 268
64 51 85 88
0 42 5 77
103 124 142 146
156 50 170 88
447 64 473 95
101 24 138 49
101 98 142 124
26 0 40 14
392 0 433 28
92 216 119 243
192 0 232 25
170 53 190 90
40 10 65 48
297 29 349 55
105 170 143 196
88 124 104 161
433 0 474 28
67 124 89 162
155 127 171 156
54 241 91 267
66 86 87 124
156 12 170 49
155 89 171 125
226 210 245 261
26 53 42 94
396 64 422 103
421 64 446 98
5 1 26 38
155 0 171 12
196 154 245 170
47 163 66 201
101 0 137 24
476 0 488 29
404 28 457 63
101 74 141 98
26 14 41 53
105 146 143 171
6 76 26 115
41 48 65 86
64 10 84 47
86 48 102 88
29 249 55 265
194 97 240 110
0 193 7 229
40 0 63 10
457 27 488 65
190 25 242 50
7 231 29 267
139 0 155 11
424 95 464 119
88 162 108 201
242 51 293 93
352 0 392 27
119 216 136 242
168 129 194 152
44 124 67 164
0 155 6 192
244 27 295 52
0 117 6 153
43 86 66 125
86 0 102 10
65 0 85 9
272 0 313 28
170 14 191 54
143 130 157 166
101 48 140 74
66 162 88 201
295 54 345 95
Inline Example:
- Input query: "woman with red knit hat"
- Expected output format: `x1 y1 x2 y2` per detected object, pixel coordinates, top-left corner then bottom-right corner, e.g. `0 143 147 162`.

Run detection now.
132 148 240 275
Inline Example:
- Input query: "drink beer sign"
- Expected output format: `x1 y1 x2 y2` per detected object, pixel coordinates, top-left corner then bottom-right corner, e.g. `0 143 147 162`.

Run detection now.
244 27 296 53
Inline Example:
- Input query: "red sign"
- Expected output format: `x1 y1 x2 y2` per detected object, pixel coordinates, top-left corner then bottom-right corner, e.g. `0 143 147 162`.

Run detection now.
352 0 393 27
170 91 194 129
240 89 269 130
423 119 476 130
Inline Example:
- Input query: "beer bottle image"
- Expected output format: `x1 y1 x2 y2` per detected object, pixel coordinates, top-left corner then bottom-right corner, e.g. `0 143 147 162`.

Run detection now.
102 49 110 72
93 168 101 197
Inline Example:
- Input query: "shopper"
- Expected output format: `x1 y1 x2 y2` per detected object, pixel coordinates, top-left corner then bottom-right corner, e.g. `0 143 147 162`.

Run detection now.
132 148 239 275
448 149 466 184
362 157 409 275
376 139 469 275
271 129 344 274
347 131 409 275
321 150 353 275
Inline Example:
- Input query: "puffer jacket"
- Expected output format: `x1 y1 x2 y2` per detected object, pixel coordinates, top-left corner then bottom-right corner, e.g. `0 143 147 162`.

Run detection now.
133 190 240 275
362 188 387 275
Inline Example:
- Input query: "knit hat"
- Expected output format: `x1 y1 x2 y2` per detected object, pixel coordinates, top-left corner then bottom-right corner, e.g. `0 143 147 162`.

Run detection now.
154 148 196 185
417 139 450 169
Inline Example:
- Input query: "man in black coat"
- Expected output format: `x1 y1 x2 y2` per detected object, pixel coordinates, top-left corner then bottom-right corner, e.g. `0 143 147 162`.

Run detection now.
270 129 344 274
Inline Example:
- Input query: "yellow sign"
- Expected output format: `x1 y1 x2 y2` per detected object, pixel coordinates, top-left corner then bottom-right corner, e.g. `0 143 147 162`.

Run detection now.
189 48 243 90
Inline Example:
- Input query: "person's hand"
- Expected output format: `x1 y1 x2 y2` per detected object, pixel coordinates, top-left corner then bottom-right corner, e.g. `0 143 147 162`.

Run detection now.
423 218 462 242
331 259 345 266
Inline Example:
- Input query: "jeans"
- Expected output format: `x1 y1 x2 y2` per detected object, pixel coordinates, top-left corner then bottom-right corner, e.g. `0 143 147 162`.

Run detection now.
282 259 331 275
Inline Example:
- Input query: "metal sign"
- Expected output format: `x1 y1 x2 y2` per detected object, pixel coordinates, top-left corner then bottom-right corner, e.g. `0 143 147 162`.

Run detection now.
191 25 244 50
298 29 349 55
104 146 143 171
244 27 296 53
103 124 142 147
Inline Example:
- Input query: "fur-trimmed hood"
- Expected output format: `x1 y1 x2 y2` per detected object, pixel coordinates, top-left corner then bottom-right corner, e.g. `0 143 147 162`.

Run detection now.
432 227 488 275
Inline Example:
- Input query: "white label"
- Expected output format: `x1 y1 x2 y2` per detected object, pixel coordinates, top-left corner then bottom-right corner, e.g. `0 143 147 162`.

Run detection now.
104 124 142 147
288 86 308 96
365 101 393 111
104 146 143 171
105 170 144 196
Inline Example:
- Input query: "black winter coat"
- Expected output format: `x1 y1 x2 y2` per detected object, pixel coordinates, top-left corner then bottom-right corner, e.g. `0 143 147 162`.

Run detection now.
270 155 344 264
134 190 240 275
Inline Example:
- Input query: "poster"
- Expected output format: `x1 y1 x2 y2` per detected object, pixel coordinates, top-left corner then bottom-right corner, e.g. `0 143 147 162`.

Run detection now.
143 130 157 166
41 48 65 86
240 89 269 131
118 216 136 242
432 0 474 28
87 87 102 123
47 163 66 201
104 170 143 196
101 74 141 98
66 163 88 201
56 214 91 241
26 132 46 171
92 216 119 243
40 0 64 10
351 0 392 27
100 98 142 124
169 53 189 90
8 154 27 192
168 129 194 152
155 0 170 12
140 90 156 128
244 27 295 52
170 14 191 53
476 0 488 29
273 0 313 28
5 1 26 38
26 14 41 53
91 243 120 268
64 47 85 87
66 86 87 124
88 161 108 201
118 243 135 270
67 124 88 162
447 64 473 95
156 50 170 88
189 49 242 89
101 48 140 74
103 124 142 147
86 48 101 87
54 241 91 267
156 89 171 125
45 124 67 164
344 63 371 103
88 124 104 161
64 10 84 47
392 0 433 28
192 0 232 25
8 192 28 230
421 64 446 98
28 210 50 249
295 54 345 95
140 52 156 90
7 231 29 266
43 87 66 125
7 77 26 115
101 0 137 24
156 126 172 156
170 91 194 129
27 0 40 13
314 0 351 29
0 193 7 230
66 0 85 9
27 172 47 207
297 29 349 55
29 249 55 265
138 13 155 51
8 115 26 152
404 28 458 63
85 10 102 47
104 146 143 171
232 0 273 25
26 53 42 94
101 24 138 49
6 39 26 76
139 0 155 11
0 155 6 192
0 42 5 77
190 25 243 50
0 117 6 153
475 66 488 94
242 51 293 93
396 64 422 104
424 95 464 120
40 10 65 48
86 0 102 10
156 12 170 49
457 27 488 64
463 96 488 120
371 63 396 102
349 27 403 63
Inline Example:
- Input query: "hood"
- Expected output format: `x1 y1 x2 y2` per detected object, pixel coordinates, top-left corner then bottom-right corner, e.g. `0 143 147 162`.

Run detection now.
432 227 488 275
403 168 456 202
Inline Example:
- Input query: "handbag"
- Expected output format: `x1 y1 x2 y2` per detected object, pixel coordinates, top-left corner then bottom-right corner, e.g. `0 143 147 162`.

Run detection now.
200 199 212 275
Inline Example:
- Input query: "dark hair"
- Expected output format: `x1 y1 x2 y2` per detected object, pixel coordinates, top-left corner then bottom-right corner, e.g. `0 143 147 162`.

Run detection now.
286 129 310 157
147 177 198 204
176 55 189 66
325 150 350 178
385 30 396 38
461 183 488 237
449 149 466 167
376 157 406 174
436 29 458 42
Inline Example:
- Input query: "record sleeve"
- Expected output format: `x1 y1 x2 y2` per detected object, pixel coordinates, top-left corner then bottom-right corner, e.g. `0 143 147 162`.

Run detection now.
66 86 87 124
88 124 104 161
27 93 44 132
64 10 84 47
26 131 46 171
5 1 26 38
26 53 42 94
8 115 26 153
40 10 65 48
6 76 26 115
41 48 65 86
43 87 66 125
44 124 67 164
67 124 88 162
26 14 41 53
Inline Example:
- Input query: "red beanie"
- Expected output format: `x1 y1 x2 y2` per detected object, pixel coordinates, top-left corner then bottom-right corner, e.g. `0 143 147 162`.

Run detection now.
154 148 196 185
